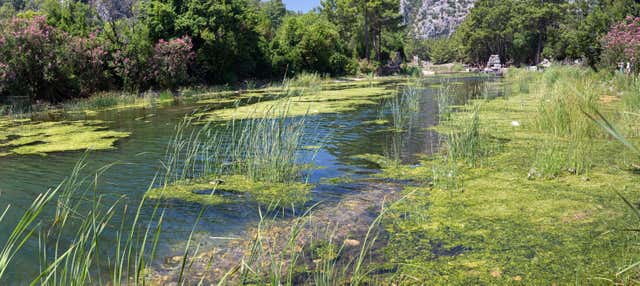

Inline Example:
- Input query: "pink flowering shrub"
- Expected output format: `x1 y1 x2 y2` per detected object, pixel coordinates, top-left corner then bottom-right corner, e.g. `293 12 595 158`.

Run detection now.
109 45 152 91
0 16 113 101
68 33 110 94
0 15 195 103
603 16 640 72
151 36 195 89
0 15 66 101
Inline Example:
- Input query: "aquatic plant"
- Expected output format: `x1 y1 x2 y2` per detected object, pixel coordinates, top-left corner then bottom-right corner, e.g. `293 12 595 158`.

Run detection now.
507 67 603 176
534 71 600 139
436 79 455 122
0 155 171 285
0 187 60 280
386 85 420 132
153 100 318 207
0 119 130 157
229 105 307 183
371 69 640 284
198 86 393 121
446 104 483 166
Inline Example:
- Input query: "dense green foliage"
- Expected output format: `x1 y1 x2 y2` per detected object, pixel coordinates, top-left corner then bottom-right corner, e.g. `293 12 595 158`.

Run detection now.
271 13 343 75
0 0 406 103
451 0 640 66
2 0 640 103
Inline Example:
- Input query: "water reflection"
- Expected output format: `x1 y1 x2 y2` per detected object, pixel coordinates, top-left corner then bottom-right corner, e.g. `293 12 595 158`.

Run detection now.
0 75 495 283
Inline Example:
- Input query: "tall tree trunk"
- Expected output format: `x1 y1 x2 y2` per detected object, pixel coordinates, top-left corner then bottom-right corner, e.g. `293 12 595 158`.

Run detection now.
377 26 382 63
364 1 370 60
535 32 543 64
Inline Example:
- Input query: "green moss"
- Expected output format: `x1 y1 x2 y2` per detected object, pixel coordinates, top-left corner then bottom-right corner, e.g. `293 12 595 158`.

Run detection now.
146 175 312 207
196 86 395 121
364 69 640 284
0 119 129 157
195 98 239 105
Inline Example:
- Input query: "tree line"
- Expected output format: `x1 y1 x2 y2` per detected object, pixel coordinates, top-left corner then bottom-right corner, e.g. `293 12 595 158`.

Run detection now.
0 0 405 102
0 0 639 103
410 0 640 69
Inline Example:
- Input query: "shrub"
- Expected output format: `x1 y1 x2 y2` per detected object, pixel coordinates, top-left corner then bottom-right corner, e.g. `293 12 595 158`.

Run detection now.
0 15 111 101
0 15 75 102
357 59 379 75
151 36 195 90
602 16 640 72
68 33 110 94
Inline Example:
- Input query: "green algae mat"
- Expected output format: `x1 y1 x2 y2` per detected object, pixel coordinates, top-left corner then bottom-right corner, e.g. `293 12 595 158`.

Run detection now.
196 86 396 121
355 74 640 284
146 175 311 206
0 119 129 157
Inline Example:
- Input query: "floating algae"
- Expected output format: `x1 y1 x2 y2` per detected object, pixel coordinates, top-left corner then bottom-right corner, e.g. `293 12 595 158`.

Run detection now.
196 87 396 121
0 119 129 157
146 174 312 207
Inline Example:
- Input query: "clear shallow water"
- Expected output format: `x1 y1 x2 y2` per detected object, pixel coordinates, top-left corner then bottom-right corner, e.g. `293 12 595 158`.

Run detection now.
0 76 493 283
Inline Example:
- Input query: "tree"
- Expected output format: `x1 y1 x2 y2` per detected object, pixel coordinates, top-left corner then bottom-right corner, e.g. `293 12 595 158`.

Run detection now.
455 0 567 66
41 0 101 36
259 0 286 40
550 0 640 69
271 13 345 75
320 0 403 67
143 0 269 82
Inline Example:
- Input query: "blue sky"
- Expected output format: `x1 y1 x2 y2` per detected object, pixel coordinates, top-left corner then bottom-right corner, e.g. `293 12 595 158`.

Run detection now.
282 0 320 12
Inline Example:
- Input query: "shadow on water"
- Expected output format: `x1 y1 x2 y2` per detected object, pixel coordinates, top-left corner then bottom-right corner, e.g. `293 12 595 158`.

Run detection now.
0 75 495 283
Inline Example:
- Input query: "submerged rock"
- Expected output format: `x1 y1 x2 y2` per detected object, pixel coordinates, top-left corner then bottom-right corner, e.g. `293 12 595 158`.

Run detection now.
343 239 361 247
147 180 404 284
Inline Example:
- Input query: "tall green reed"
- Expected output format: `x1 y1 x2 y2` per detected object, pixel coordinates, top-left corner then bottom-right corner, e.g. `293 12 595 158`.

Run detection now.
229 104 307 184
387 85 420 132
436 79 455 122
446 105 483 166
30 157 169 286
164 102 310 186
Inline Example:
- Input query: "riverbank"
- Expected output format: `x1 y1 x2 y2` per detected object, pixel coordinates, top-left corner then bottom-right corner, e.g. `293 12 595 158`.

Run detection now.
0 72 477 158
0 74 397 157
359 66 640 284
148 66 640 284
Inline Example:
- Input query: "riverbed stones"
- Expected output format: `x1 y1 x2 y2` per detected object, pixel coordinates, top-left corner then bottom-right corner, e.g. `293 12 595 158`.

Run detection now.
343 239 361 247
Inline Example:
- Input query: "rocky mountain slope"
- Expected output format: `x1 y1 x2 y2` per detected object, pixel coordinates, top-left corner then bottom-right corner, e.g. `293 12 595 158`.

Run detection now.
400 0 477 39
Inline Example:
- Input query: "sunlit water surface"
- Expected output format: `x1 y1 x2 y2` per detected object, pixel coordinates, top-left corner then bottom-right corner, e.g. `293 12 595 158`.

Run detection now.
0 76 495 283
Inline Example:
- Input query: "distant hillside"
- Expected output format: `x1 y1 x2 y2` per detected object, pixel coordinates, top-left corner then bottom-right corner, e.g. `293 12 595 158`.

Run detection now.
400 0 476 39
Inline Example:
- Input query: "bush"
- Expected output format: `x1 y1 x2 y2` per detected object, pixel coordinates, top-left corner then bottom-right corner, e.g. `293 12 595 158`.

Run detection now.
0 15 112 101
602 16 640 72
68 33 110 94
0 15 76 102
271 13 345 75
151 36 195 90
357 59 379 75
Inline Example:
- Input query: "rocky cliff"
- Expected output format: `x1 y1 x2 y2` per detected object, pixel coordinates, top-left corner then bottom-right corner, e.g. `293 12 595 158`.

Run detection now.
401 0 476 39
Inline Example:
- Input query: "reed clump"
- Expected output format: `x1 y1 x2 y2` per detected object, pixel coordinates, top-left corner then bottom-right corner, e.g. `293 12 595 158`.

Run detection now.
386 85 421 133
152 100 315 207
